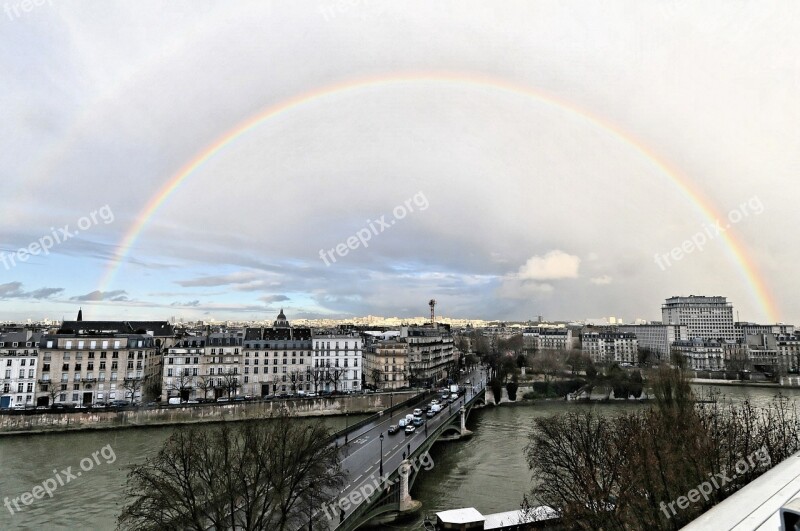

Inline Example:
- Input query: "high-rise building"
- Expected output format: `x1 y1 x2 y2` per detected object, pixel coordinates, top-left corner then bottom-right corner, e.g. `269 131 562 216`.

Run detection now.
661 295 736 341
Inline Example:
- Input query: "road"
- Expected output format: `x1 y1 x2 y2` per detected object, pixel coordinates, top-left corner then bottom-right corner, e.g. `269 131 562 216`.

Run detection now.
319 368 486 529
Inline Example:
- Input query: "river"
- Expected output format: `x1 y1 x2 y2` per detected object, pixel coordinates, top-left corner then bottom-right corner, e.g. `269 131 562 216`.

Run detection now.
1 384 798 530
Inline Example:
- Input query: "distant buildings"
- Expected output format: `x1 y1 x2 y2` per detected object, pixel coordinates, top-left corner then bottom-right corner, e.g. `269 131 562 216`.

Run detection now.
522 326 576 351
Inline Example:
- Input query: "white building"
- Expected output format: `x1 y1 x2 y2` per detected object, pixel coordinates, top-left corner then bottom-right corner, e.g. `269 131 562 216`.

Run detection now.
662 295 736 341
581 331 639 365
0 331 41 409
401 323 456 387
617 324 688 361
523 326 575 351
312 333 363 392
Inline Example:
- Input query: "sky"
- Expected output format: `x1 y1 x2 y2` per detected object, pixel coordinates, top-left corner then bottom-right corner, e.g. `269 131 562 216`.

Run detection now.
1 1 799 324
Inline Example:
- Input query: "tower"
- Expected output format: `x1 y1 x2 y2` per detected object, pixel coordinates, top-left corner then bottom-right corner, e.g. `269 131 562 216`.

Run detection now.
429 299 436 325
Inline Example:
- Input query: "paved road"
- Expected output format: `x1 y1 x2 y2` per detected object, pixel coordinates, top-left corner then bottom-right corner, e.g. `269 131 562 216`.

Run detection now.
319 368 486 529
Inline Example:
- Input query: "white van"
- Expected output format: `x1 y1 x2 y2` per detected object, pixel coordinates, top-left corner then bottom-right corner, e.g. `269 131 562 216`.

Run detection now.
168 397 181 405
406 413 414 423
398 418 408 428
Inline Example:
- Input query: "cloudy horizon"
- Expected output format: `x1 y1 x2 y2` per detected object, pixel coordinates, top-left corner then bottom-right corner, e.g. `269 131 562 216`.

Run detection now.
2 1 799 324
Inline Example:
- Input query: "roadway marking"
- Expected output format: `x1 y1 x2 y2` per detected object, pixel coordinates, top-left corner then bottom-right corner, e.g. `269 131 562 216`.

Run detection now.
354 474 363 482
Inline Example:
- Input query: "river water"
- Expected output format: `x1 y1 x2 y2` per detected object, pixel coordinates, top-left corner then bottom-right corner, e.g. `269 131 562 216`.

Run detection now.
1 384 798 530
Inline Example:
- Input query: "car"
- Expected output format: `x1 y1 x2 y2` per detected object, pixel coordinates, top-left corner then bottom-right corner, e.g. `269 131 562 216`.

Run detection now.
35 405 48 410
388 424 399 434
186 399 199 404
233 396 246 402
451 393 458 400
216 397 230 403
261 395 274 401
430 399 439 406
426 410 436 418
405 425 416 435
413 416 424 427
398 418 408 428
306 392 318 397
465 379 471 384
413 408 423 417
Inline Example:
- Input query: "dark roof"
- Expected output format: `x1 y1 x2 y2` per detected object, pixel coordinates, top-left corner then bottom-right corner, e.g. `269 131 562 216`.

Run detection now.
57 320 174 337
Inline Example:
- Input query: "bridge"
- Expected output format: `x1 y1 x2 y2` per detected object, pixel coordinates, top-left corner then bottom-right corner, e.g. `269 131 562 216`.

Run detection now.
314 368 487 530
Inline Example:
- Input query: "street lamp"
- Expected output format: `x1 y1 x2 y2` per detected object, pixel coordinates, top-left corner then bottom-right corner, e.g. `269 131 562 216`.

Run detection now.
379 433 384 476
308 483 314 531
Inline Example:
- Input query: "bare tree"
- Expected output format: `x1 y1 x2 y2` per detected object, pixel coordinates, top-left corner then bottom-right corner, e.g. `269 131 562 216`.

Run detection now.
221 371 241 398
370 368 383 390
324 362 345 393
196 376 216 401
118 413 345 531
122 376 145 404
167 370 195 401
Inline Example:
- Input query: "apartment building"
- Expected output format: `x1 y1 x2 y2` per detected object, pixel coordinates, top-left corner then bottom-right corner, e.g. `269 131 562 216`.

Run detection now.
671 339 728 371
364 340 408 390
581 331 639 365
311 332 363 392
522 326 575 351
662 295 736 341
616 323 688 361
0 331 41 409
401 323 455 387
37 326 159 406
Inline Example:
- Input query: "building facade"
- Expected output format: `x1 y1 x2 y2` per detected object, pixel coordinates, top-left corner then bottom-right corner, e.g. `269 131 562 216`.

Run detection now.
401 323 455 387
662 295 736 341
581 331 639 365
617 324 688 361
37 326 158 406
0 331 41 409
311 332 363 393
364 340 408 390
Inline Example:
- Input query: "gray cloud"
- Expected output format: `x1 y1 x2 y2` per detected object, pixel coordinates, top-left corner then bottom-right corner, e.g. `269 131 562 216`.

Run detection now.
0 282 64 300
70 290 129 302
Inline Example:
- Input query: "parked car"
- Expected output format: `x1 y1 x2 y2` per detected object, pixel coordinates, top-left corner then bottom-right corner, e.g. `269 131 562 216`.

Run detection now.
233 396 246 402
306 392 318 397
186 399 199 404
405 425 416 435
216 397 230 403
388 424 399 434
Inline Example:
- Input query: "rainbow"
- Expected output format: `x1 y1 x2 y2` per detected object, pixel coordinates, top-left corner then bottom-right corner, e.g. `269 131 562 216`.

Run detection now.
97 71 780 322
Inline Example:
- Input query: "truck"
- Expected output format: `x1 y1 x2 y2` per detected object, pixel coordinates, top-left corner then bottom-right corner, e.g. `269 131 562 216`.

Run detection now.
450 384 459 395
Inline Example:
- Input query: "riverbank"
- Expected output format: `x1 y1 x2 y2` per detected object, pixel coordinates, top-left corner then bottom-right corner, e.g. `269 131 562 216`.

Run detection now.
0 391 417 436
690 378 782 388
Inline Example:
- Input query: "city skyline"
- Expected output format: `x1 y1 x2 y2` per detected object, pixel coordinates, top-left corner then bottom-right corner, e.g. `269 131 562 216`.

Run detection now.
3 2 799 324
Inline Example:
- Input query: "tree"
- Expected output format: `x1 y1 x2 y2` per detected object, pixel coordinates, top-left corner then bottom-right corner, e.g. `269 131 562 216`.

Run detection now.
122 377 145 404
144 377 163 402
167 370 194 401
220 371 241 399
117 413 345 531
370 368 383 390
530 350 566 382
196 376 216 400
565 350 591 375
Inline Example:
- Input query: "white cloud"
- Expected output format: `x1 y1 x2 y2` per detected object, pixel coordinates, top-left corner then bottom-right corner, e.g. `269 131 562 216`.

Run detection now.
590 275 613 285
517 251 581 280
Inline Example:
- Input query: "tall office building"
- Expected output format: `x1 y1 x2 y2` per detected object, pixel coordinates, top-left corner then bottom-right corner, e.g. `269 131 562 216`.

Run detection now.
661 295 736 341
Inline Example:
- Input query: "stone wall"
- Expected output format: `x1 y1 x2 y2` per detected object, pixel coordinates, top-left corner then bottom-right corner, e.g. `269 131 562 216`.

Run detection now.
0 392 417 435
